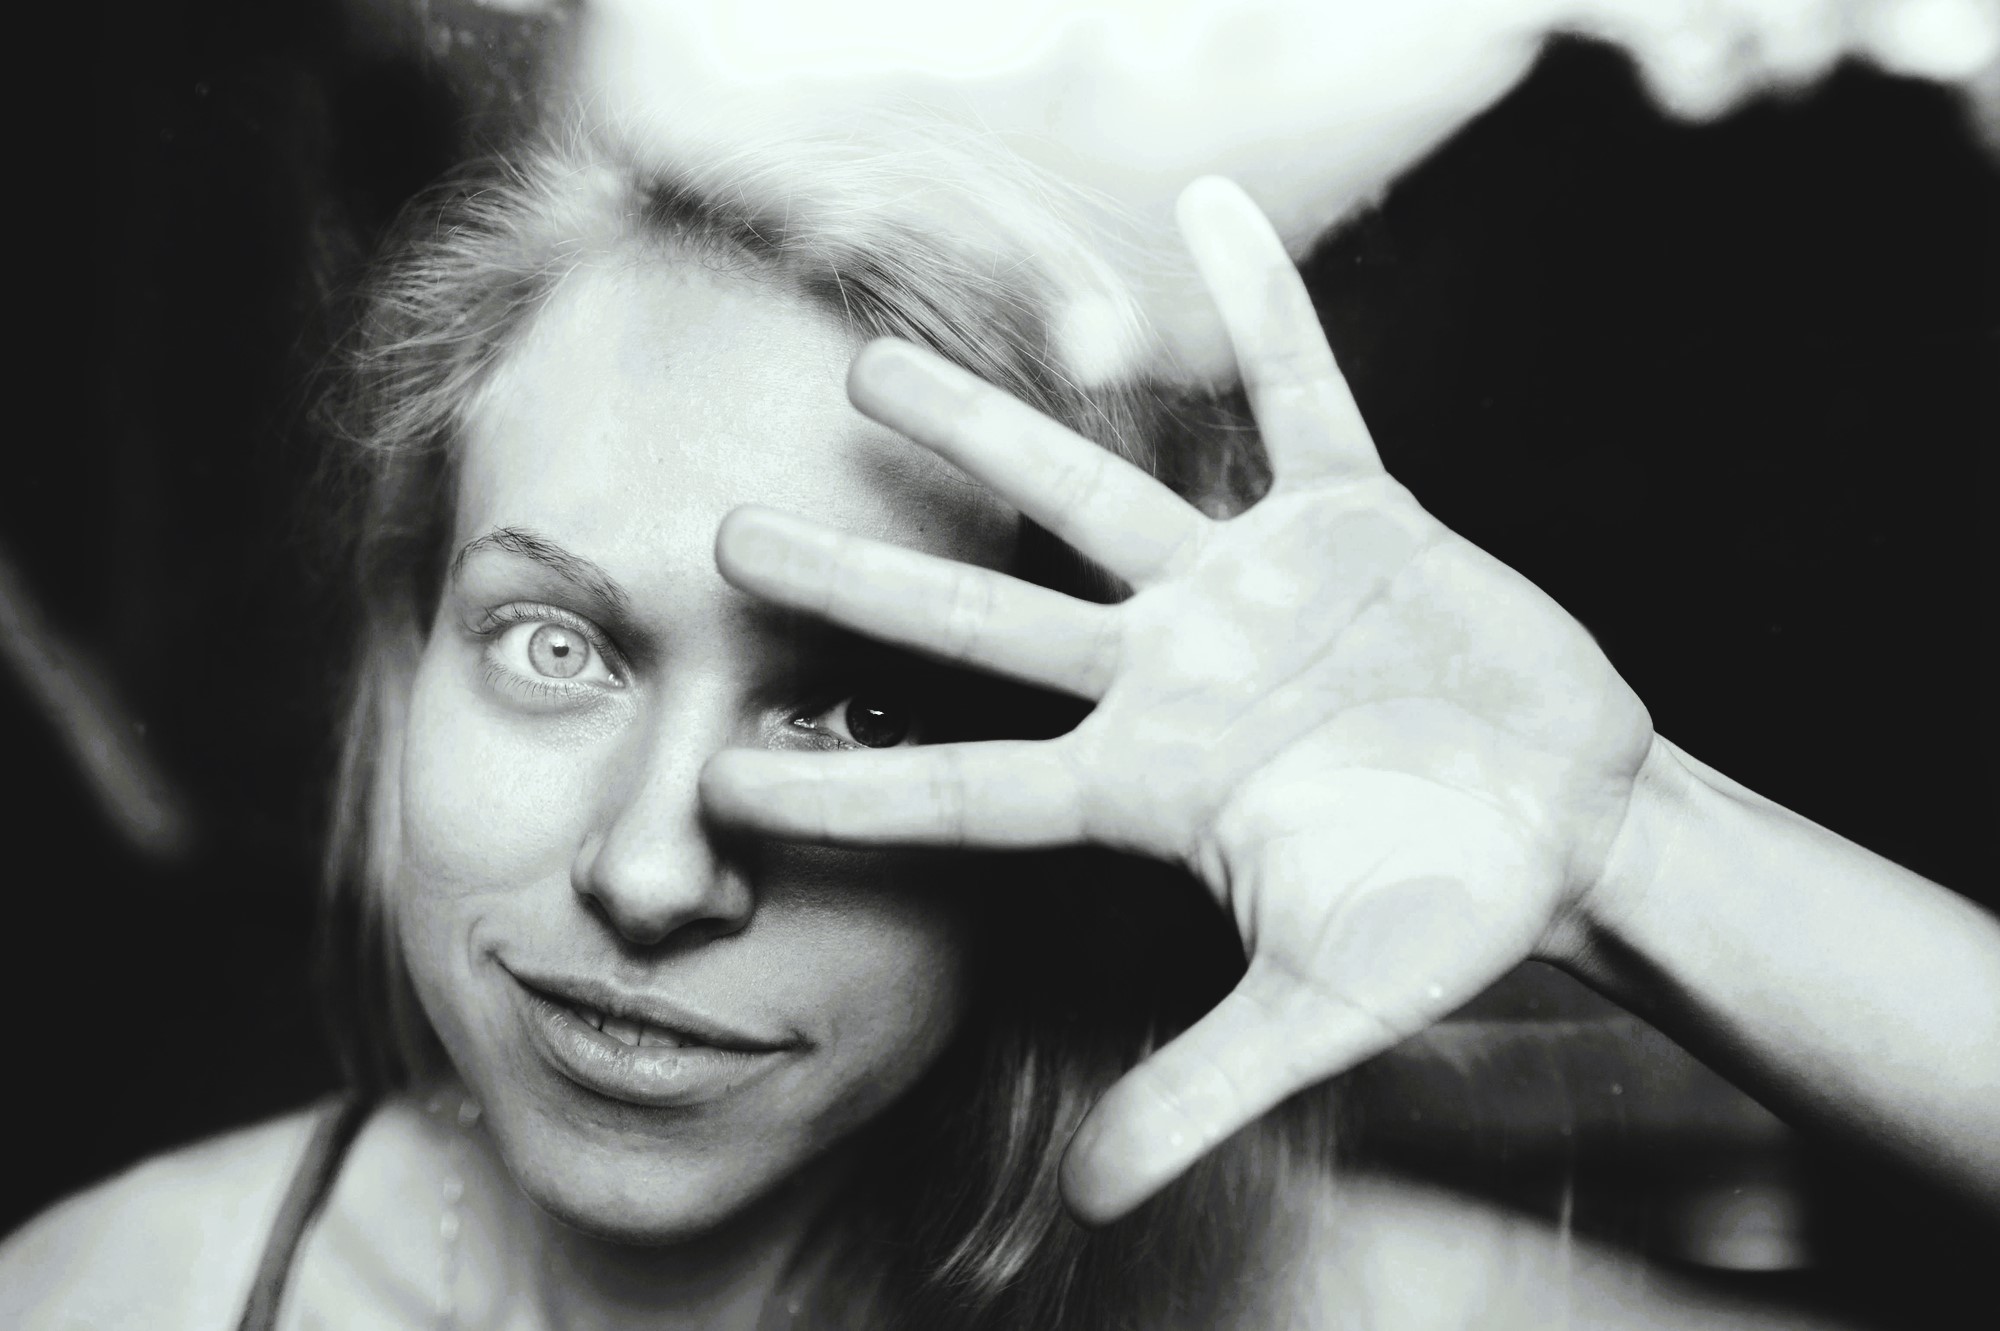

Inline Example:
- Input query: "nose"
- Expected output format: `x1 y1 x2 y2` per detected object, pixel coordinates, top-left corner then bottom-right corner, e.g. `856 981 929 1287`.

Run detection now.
570 705 754 947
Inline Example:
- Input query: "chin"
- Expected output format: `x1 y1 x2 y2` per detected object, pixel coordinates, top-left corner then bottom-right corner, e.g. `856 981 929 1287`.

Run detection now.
516 1169 761 1247
490 1096 838 1247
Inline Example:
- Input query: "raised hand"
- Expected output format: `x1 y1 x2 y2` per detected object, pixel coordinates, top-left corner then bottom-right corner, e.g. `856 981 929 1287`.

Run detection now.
701 177 1657 1224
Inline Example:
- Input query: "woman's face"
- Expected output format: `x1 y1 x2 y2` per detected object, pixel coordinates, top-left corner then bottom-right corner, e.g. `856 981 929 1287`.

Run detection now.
391 249 1017 1242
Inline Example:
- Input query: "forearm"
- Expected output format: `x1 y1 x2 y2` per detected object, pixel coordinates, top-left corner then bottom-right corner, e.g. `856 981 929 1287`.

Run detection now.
1555 735 2000 1208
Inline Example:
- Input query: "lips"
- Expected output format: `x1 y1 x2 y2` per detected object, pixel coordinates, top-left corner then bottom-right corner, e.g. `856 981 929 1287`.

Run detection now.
505 968 801 1109
503 966 801 1054
557 1000 694 1049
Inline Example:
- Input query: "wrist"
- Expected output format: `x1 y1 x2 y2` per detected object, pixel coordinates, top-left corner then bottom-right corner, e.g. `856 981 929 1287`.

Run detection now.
1542 733 1704 992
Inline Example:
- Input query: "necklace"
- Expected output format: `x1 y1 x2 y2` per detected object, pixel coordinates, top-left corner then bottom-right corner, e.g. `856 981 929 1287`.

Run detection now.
425 1088 482 1331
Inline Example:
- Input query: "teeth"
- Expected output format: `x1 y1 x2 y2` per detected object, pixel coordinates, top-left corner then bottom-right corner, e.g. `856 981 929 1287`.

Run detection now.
560 997 692 1049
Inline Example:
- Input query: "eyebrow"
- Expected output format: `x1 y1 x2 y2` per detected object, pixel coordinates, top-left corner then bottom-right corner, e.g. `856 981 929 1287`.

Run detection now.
449 526 633 619
446 524 903 671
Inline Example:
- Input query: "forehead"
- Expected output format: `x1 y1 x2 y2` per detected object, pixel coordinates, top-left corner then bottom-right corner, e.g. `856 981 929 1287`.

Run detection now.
456 252 1017 580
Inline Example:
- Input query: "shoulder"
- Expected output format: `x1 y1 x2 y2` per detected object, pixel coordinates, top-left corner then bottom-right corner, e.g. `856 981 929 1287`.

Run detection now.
1281 1172 1860 1331
0 1105 333 1331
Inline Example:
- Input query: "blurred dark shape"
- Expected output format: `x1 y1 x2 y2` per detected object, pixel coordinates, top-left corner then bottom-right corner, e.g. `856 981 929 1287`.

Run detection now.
1309 39 1996 909
0 543 196 861
346 0 575 138
0 0 489 1244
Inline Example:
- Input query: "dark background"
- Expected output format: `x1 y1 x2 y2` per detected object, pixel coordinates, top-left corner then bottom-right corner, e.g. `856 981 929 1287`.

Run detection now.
9 0 1993 1323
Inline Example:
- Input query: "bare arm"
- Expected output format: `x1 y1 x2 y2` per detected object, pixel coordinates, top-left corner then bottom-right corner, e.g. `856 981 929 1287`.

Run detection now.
1553 736 2000 1207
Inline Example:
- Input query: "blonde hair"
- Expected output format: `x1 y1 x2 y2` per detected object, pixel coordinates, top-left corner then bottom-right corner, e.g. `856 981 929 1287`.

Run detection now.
314 112 1330 1328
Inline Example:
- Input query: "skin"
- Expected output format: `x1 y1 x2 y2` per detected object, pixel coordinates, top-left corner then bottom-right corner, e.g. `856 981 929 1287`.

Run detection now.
704 178 2000 1223
3 178 1980 1331
387 246 1017 1321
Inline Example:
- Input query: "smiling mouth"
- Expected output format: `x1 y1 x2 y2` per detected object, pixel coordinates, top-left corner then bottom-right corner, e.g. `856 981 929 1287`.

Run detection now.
510 972 797 1109
549 997 697 1050
503 965 797 1056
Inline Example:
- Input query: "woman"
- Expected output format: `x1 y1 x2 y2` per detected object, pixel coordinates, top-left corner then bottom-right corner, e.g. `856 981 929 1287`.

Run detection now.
2 118 1994 1330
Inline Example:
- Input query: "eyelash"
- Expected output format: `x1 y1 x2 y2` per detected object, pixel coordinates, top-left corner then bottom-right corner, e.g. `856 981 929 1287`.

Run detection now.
790 714 856 752
474 602 627 700
788 689 923 752
470 603 923 745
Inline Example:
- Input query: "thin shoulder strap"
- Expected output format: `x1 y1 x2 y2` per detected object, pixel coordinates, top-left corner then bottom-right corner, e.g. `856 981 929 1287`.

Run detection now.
233 1094 375 1331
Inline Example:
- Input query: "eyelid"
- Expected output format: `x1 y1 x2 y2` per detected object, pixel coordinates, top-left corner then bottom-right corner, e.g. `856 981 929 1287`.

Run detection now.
789 683 925 752
475 601 630 686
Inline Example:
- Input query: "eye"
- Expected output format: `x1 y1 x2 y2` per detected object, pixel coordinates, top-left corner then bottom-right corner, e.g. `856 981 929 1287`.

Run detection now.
797 692 919 750
484 610 622 691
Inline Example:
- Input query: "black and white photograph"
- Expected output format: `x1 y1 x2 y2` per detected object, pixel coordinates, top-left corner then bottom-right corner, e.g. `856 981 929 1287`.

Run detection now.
4 0 1996 1326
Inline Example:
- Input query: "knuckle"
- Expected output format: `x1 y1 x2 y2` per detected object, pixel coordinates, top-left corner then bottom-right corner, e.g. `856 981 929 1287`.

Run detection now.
1254 361 1337 410
1154 516 1212 581
1081 608 1124 695
929 748 970 843
947 385 1015 456
1132 1066 1206 1145
1147 1045 1245 1152
1044 443 1112 525
814 532 864 618
940 564 992 661
1049 739 1098 842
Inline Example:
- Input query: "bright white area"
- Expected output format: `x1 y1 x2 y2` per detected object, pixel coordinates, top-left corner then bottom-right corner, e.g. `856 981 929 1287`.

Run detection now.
543 0 1998 381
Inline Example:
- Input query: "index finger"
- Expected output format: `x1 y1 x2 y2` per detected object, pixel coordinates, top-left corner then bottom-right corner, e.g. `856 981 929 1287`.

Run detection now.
1176 177 1383 486
700 741 1089 850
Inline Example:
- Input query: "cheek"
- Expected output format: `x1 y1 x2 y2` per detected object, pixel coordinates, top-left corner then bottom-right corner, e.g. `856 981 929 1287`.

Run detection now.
396 643 596 901
757 853 975 1118
390 643 605 1006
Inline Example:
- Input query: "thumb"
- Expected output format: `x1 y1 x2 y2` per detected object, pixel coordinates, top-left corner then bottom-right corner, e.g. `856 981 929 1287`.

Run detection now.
1057 959 1411 1225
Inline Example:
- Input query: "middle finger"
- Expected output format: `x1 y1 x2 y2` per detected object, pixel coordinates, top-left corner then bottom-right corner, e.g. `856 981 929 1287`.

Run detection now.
716 505 1121 700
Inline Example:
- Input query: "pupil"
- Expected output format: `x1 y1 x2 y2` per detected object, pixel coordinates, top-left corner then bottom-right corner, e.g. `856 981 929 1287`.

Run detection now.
528 623 588 679
844 697 909 748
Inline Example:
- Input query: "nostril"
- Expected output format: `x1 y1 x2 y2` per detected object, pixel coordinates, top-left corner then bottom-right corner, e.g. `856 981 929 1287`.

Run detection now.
572 833 756 947
572 752 759 944
580 891 749 951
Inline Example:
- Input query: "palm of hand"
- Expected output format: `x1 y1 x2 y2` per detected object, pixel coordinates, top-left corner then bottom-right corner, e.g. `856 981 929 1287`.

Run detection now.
1080 480 1648 896
705 178 1655 1223
1060 473 1650 1207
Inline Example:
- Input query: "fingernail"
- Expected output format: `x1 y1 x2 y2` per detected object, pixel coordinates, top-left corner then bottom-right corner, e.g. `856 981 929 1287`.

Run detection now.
720 508 824 580
853 340 962 420
722 511 782 564
1175 175 1245 237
